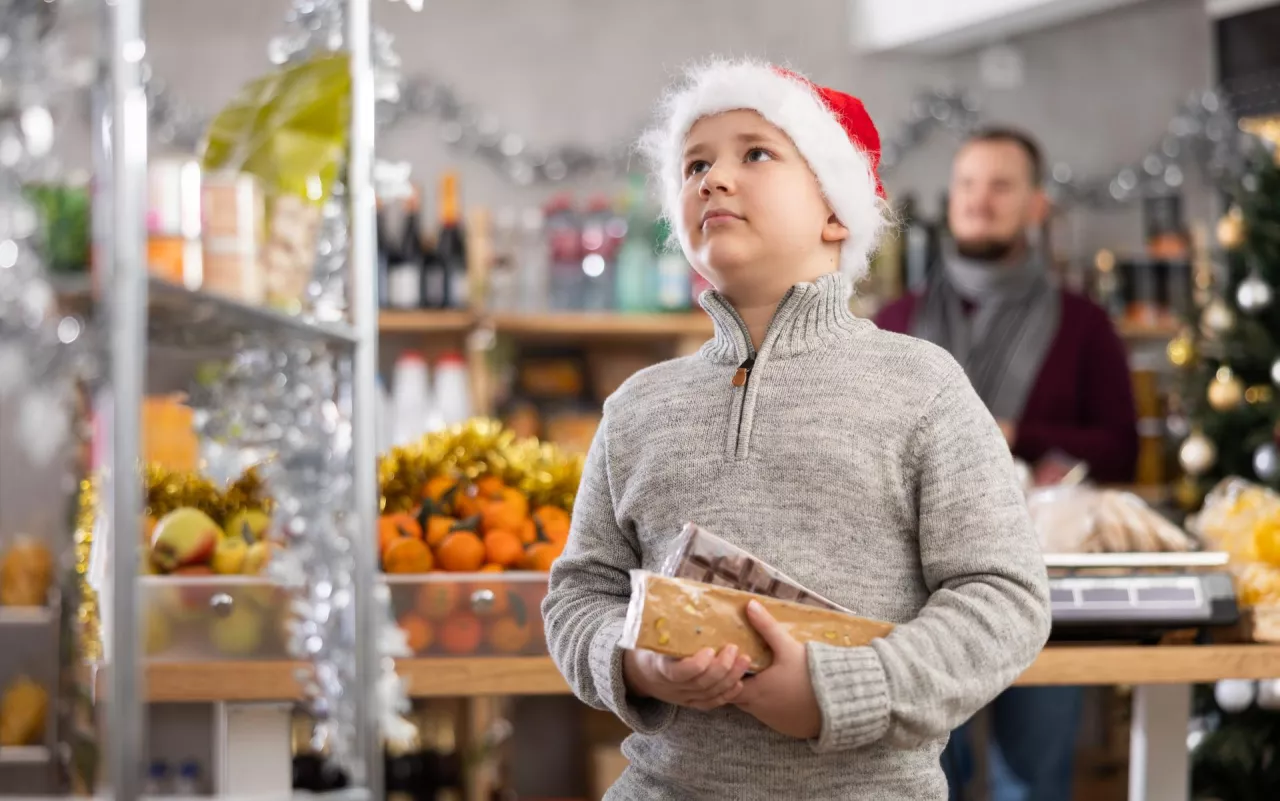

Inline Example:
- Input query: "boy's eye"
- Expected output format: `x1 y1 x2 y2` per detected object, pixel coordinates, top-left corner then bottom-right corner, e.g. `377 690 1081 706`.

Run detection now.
745 148 773 163
685 160 710 178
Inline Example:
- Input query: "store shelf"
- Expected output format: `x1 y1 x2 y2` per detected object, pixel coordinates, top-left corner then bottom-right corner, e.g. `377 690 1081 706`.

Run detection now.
1116 319 1182 341
0 746 52 765
379 309 476 334
139 643 1280 701
0 606 56 626
57 276 359 350
489 311 713 339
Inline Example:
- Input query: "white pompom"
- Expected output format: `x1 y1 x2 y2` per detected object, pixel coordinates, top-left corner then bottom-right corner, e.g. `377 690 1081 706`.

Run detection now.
1214 679 1256 712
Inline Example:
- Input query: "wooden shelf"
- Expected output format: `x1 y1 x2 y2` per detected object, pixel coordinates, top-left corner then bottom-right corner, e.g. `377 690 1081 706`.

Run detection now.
379 309 476 334
139 643 1280 702
489 312 712 339
377 309 713 340
1116 319 1182 341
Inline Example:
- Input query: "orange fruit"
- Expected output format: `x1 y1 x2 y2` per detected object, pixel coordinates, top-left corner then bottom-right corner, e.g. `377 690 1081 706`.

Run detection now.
480 487 530 534
516 518 537 545
378 512 422 554
533 506 571 545
487 616 533 654
425 515 458 548
452 484 483 520
475 475 506 497
523 541 561 572
141 515 158 547
439 614 483 655
397 613 434 654
415 582 460 619
483 529 525 568
382 537 433 574
436 531 486 572
422 475 457 504
479 563 504 573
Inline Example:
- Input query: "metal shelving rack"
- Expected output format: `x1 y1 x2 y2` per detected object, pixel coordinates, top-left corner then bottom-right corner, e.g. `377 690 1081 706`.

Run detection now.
95 0 381 797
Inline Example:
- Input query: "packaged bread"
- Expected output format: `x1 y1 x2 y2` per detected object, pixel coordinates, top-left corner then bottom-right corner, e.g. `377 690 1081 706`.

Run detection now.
659 523 852 613
620 571 894 672
1027 485 1197 554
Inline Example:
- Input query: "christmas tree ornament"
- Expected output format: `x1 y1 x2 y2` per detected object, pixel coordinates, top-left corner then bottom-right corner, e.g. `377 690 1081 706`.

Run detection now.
1255 443 1280 481
1214 679 1257 712
1257 679 1280 711
1215 206 1245 249
1166 329 1195 368
1245 385 1274 405
1272 357 1280 387
1237 269 1274 312
1201 296 1236 336
1179 429 1218 476
1207 366 1244 411
1175 474 1204 510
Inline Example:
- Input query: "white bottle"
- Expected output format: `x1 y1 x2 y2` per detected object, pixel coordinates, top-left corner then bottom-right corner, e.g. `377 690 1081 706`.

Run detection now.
391 352 432 447
518 206 548 312
433 353 472 428
174 760 200 796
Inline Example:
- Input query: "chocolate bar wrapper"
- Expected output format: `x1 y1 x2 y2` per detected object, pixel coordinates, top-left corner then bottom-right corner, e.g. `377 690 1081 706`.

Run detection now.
658 522 852 614
620 571 894 672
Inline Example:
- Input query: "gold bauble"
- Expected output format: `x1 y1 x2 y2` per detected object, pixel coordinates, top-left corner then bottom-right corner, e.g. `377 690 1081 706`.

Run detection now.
1178 430 1217 476
1245 385 1275 405
1208 366 1245 411
1216 206 1245 250
1175 475 1204 511
1166 329 1195 368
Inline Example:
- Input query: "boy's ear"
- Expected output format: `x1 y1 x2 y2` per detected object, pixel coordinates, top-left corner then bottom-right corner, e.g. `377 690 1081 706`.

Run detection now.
822 213 850 244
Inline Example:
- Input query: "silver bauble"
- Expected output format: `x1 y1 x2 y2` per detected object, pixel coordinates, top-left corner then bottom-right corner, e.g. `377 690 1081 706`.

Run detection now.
1179 431 1217 476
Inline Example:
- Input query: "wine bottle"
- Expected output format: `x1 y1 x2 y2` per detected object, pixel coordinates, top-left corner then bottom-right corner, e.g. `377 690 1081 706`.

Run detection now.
388 190 424 309
438 171 469 310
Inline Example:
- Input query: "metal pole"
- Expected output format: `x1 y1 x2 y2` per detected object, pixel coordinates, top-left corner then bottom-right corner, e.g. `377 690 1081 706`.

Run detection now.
346 0 382 795
104 0 149 796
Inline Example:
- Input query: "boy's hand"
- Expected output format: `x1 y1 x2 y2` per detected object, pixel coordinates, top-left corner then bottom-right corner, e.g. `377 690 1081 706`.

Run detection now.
735 600 823 740
623 644 752 712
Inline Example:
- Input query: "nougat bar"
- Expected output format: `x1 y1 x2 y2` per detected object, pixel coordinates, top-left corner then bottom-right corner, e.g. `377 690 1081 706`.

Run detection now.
620 571 894 672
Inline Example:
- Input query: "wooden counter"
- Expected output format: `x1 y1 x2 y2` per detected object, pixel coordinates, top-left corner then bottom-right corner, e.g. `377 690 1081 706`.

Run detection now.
143 643 1280 702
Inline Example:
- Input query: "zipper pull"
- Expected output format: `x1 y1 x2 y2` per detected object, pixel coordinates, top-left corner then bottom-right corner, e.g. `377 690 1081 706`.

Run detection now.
731 357 755 387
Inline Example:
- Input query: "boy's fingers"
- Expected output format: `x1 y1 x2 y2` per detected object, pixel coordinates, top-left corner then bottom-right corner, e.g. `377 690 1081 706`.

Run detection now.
745 600 795 655
691 645 739 691
661 648 715 683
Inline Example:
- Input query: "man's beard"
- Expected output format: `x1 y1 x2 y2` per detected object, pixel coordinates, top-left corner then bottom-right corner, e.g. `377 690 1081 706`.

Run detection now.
954 237 1019 262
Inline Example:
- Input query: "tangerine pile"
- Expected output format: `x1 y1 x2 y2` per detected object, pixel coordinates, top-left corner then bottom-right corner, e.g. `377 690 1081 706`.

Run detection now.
378 474 570 574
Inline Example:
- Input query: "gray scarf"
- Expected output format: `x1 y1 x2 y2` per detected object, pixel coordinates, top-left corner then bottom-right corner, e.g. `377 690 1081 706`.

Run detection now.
911 246 1061 421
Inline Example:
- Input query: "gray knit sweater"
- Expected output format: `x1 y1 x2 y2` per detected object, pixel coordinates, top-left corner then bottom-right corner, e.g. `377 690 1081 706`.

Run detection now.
542 273 1051 800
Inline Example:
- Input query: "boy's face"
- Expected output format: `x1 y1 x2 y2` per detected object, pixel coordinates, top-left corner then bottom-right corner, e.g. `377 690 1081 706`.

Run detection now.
678 110 846 299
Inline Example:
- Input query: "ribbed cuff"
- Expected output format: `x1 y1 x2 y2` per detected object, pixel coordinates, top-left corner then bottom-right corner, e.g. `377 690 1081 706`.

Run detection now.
807 643 890 753
590 617 678 735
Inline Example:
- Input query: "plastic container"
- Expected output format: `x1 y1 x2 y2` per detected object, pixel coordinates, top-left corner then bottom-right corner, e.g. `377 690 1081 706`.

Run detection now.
385 573 549 658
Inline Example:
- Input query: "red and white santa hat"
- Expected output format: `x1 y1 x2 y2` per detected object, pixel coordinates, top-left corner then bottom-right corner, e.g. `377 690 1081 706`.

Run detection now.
639 58 888 286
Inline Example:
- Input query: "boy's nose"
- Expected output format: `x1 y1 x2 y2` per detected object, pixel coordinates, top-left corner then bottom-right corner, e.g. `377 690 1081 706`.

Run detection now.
699 163 734 196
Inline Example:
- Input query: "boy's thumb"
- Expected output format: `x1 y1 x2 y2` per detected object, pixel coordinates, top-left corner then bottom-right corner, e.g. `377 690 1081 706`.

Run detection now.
746 600 787 650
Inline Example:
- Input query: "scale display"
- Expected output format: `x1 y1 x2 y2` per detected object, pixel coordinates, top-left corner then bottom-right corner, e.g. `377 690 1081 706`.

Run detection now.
1049 572 1238 631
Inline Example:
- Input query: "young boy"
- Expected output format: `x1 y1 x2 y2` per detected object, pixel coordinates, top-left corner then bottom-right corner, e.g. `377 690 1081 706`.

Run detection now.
542 59 1051 800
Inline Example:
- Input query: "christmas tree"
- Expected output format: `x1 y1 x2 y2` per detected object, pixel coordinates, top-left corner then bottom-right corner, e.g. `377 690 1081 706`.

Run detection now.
1173 149 1280 501
1174 141 1280 801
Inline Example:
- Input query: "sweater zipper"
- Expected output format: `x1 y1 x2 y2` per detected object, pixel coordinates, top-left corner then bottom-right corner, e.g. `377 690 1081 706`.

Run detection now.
731 356 754 458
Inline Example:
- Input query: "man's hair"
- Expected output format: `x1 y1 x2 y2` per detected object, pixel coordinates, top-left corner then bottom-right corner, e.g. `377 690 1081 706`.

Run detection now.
963 126 1045 186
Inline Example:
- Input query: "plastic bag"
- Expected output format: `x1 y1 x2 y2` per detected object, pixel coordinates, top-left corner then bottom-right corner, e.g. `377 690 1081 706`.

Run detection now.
658 523 852 614
1185 478 1280 609
1027 485 1197 554
619 570 892 671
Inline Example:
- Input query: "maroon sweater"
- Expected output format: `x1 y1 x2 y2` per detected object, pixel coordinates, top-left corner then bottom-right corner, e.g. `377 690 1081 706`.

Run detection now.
874 290 1139 484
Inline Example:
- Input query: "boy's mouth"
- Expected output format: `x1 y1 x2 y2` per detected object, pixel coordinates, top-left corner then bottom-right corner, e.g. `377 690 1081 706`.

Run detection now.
702 208 744 228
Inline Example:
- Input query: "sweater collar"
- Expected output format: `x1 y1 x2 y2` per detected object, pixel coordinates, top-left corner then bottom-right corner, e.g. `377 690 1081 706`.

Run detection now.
699 272 864 364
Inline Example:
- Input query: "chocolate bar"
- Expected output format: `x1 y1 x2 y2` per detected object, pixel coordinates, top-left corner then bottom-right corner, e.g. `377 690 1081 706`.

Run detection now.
660 523 851 613
620 571 894 671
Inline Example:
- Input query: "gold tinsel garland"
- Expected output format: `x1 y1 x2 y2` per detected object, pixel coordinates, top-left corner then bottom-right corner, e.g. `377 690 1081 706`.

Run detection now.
379 418 584 514
74 463 275 660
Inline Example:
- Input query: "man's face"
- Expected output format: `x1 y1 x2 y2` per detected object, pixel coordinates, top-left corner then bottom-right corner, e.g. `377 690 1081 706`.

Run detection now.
947 139 1047 261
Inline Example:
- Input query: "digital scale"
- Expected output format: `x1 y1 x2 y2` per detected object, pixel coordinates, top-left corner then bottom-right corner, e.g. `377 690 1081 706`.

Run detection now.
1045 552 1240 641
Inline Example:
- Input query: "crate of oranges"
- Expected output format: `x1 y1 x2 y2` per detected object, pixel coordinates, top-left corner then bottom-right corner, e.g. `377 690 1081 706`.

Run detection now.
377 419 583 657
